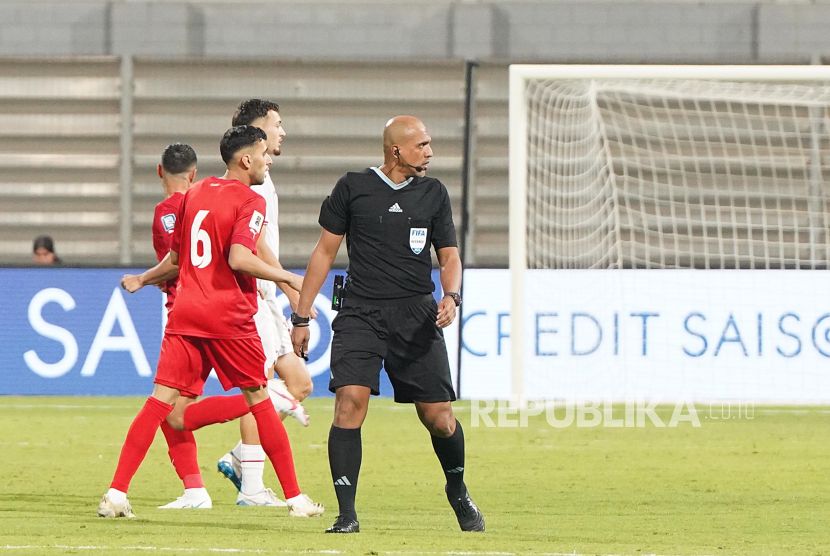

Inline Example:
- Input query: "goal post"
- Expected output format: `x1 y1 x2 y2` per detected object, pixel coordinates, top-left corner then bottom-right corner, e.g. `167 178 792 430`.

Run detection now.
509 65 830 403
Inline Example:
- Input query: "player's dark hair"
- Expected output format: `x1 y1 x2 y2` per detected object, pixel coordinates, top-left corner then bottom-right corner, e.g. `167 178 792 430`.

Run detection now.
161 143 197 175
219 125 267 164
232 99 280 126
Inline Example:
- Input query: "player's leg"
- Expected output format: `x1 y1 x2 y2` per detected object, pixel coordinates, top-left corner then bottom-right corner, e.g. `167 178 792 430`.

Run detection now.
276 357 313 401
208 336 323 517
325 302 386 534
326 385 371 533
266 300 310 423
98 334 206 517
386 296 484 532
226 412 288 507
98 383 180 518
167 367 249 432
263 290 313 401
413 401 482 530
240 385 323 516
217 307 308 502
273 315 313 402
158 394 212 509
169 393 250 431
414 402 466 496
219 294 307 502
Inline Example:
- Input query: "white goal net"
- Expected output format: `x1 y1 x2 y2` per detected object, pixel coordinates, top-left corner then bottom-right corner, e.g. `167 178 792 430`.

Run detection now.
508 66 830 402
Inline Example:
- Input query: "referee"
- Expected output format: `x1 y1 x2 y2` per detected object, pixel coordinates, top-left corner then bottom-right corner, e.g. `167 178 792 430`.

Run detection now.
291 116 484 534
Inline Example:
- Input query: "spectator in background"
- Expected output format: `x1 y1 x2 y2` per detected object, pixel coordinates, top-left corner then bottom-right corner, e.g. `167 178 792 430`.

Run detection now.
32 235 61 265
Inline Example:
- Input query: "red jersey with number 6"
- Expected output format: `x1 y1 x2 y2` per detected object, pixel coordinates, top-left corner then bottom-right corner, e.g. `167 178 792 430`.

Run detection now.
152 191 185 311
166 177 266 339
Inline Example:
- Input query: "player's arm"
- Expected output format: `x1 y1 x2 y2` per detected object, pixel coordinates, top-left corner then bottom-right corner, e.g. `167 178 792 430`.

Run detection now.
229 243 303 291
273 262 301 311
273 261 318 317
255 225 279 267
121 251 180 293
291 229 343 357
436 246 462 328
296 229 342 317
255 228 318 318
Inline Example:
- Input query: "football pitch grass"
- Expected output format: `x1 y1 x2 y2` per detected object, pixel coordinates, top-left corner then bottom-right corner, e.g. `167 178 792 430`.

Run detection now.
1 397 828 556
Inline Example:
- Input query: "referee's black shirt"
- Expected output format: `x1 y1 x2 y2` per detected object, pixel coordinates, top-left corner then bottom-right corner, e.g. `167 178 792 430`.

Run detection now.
318 167 457 300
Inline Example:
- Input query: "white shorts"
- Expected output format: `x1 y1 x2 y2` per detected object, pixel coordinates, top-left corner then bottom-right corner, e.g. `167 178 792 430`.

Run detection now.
253 280 293 372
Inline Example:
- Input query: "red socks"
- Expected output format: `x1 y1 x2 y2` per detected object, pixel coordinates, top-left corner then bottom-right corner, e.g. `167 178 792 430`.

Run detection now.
109 395 296 496
182 394 250 431
250 399 301 499
160 420 204 489
110 397 173 492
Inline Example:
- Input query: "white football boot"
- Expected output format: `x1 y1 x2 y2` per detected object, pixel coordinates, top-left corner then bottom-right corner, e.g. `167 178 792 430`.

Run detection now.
267 378 309 426
236 487 288 507
158 489 212 509
287 493 325 517
97 494 136 518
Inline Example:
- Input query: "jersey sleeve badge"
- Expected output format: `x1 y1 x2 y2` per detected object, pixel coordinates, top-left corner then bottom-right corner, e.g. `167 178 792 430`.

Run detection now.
161 213 176 233
249 210 264 237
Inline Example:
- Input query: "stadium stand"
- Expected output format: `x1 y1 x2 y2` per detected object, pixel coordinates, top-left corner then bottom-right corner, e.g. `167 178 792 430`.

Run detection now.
0 57 509 267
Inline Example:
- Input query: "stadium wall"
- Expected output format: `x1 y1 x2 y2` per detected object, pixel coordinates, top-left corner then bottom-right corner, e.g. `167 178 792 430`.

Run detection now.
4 1 830 63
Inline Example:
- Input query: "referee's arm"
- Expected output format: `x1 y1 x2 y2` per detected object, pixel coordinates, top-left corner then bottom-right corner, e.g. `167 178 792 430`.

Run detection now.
436 246 462 328
292 229 344 357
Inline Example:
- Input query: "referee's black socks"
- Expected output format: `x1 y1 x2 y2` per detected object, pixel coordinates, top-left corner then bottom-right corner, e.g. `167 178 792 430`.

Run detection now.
430 419 466 499
328 425 361 520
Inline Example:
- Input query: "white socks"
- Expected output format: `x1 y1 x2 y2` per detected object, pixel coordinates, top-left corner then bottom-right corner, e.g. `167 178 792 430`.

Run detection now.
106 488 127 504
230 440 243 462
239 444 266 496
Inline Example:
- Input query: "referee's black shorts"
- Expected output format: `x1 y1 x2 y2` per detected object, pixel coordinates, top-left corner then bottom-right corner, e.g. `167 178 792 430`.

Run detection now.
328 293 456 404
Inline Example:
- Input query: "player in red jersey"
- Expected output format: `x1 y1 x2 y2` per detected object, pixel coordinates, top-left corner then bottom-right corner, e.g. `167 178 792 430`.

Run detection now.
216 99 315 507
98 125 324 519
152 143 196 312
123 140 309 510
146 142 215 509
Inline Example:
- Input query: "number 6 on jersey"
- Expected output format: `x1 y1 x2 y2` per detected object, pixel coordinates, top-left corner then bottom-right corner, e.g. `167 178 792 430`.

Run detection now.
190 210 212 269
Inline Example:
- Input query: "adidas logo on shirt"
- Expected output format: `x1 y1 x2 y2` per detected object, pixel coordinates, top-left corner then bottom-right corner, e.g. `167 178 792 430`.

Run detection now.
388 203 403 213
334 476 352 486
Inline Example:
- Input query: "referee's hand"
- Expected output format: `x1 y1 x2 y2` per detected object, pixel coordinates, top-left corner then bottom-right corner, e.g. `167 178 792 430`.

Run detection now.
291 324 310 361
436 297 456 328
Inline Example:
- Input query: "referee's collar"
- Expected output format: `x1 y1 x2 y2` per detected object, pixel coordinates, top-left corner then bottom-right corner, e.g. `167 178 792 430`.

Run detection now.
371 167 413 190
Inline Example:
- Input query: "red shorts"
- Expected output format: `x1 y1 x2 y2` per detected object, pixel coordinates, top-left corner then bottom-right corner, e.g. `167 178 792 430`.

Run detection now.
155 334 267 396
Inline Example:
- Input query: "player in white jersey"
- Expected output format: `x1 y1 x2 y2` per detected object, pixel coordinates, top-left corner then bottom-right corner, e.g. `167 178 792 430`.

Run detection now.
216 99 316 507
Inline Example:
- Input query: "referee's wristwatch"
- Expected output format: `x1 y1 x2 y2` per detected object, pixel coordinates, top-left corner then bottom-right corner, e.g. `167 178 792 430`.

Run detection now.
444 291 462 307
290 312 310 327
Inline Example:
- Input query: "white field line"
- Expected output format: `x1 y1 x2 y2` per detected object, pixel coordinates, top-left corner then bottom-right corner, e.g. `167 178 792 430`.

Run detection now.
0 546 745 556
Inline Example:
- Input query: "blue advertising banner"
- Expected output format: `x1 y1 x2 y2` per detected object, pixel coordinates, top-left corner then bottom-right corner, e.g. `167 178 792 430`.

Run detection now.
0 269 448 397
0 269 163 396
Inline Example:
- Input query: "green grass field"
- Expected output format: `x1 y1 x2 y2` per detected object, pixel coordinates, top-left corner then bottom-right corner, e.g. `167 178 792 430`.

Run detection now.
1 397 829 556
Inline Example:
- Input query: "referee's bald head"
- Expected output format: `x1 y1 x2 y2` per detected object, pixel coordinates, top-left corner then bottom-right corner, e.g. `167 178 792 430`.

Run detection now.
383 116 425 154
